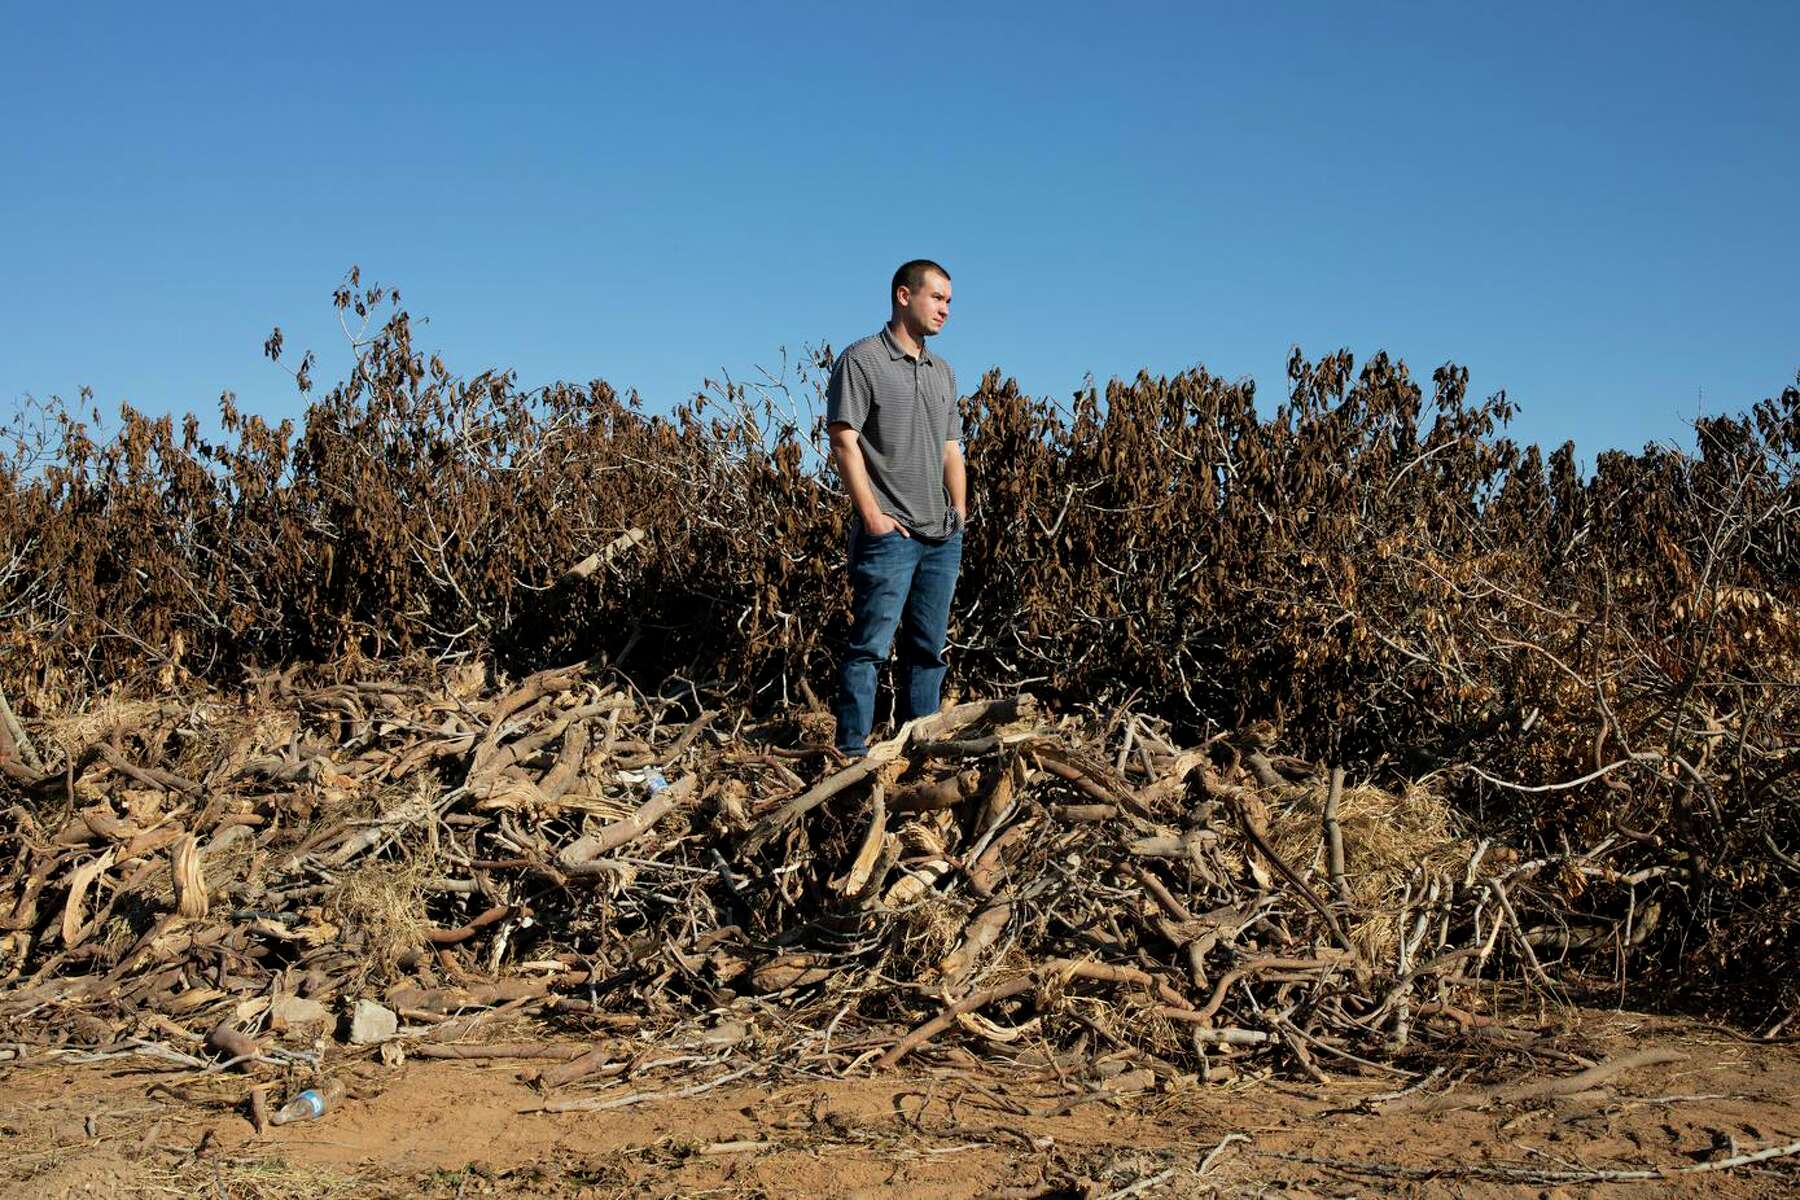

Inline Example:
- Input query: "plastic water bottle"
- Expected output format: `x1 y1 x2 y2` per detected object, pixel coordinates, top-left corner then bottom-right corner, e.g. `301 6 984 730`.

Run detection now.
269 1078 345 1125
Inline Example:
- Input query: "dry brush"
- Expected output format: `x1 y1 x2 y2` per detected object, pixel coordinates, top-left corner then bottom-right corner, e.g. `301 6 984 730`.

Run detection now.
1 272 1796 1014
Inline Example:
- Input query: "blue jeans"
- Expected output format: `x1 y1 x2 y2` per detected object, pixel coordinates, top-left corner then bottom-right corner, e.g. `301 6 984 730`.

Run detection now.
833 523 963 754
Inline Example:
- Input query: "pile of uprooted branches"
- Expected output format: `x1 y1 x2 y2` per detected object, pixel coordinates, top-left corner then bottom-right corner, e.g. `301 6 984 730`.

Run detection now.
0 661 1662 1097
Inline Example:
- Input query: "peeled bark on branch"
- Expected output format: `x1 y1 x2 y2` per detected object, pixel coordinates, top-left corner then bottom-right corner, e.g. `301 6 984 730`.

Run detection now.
938 900 1011 988
828 783 887 898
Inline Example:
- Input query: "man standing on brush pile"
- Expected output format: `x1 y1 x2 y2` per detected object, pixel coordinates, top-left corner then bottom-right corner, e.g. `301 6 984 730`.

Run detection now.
826 259 967 757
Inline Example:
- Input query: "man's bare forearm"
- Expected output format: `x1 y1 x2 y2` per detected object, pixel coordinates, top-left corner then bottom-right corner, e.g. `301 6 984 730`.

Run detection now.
829 425 885 524
944 442 967 519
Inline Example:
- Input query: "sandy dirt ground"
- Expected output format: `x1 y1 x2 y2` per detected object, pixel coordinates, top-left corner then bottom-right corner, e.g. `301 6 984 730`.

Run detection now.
4 1009 1799 1199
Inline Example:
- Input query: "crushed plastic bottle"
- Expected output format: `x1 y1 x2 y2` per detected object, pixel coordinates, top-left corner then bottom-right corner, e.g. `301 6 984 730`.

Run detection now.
269 1078 346 1125
643 769 669 796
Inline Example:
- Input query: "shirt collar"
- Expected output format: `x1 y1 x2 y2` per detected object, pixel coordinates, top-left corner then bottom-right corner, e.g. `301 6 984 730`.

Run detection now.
880 325 933 365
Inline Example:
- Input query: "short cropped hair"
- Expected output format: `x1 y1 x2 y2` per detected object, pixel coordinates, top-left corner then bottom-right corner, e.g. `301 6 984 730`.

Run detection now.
892 259 951 305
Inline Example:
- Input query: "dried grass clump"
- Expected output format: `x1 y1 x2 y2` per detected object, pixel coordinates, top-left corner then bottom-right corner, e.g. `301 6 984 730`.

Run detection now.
890 893 973 982
327 856 435 978
1267 780 1463 962
35 694 166 762
157 1159 365 1200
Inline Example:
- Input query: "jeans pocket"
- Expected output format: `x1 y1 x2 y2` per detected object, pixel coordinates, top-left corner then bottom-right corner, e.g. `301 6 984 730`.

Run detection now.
855 522 905 547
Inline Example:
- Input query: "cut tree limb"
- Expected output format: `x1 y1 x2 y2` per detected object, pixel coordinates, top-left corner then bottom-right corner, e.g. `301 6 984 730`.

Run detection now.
558 527 647 584
878 957 1196 1068
1378 1048 1686 1114
558 775 696 868
0 682 42 773
739 695 1035 855
1323 765 1349 903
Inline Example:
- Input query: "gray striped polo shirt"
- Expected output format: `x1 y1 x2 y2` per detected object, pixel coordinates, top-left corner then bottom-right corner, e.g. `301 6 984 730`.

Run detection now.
825 327 962 538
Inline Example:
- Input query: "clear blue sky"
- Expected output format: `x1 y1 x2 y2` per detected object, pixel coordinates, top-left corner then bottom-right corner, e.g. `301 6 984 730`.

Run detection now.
3 2 1795 457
